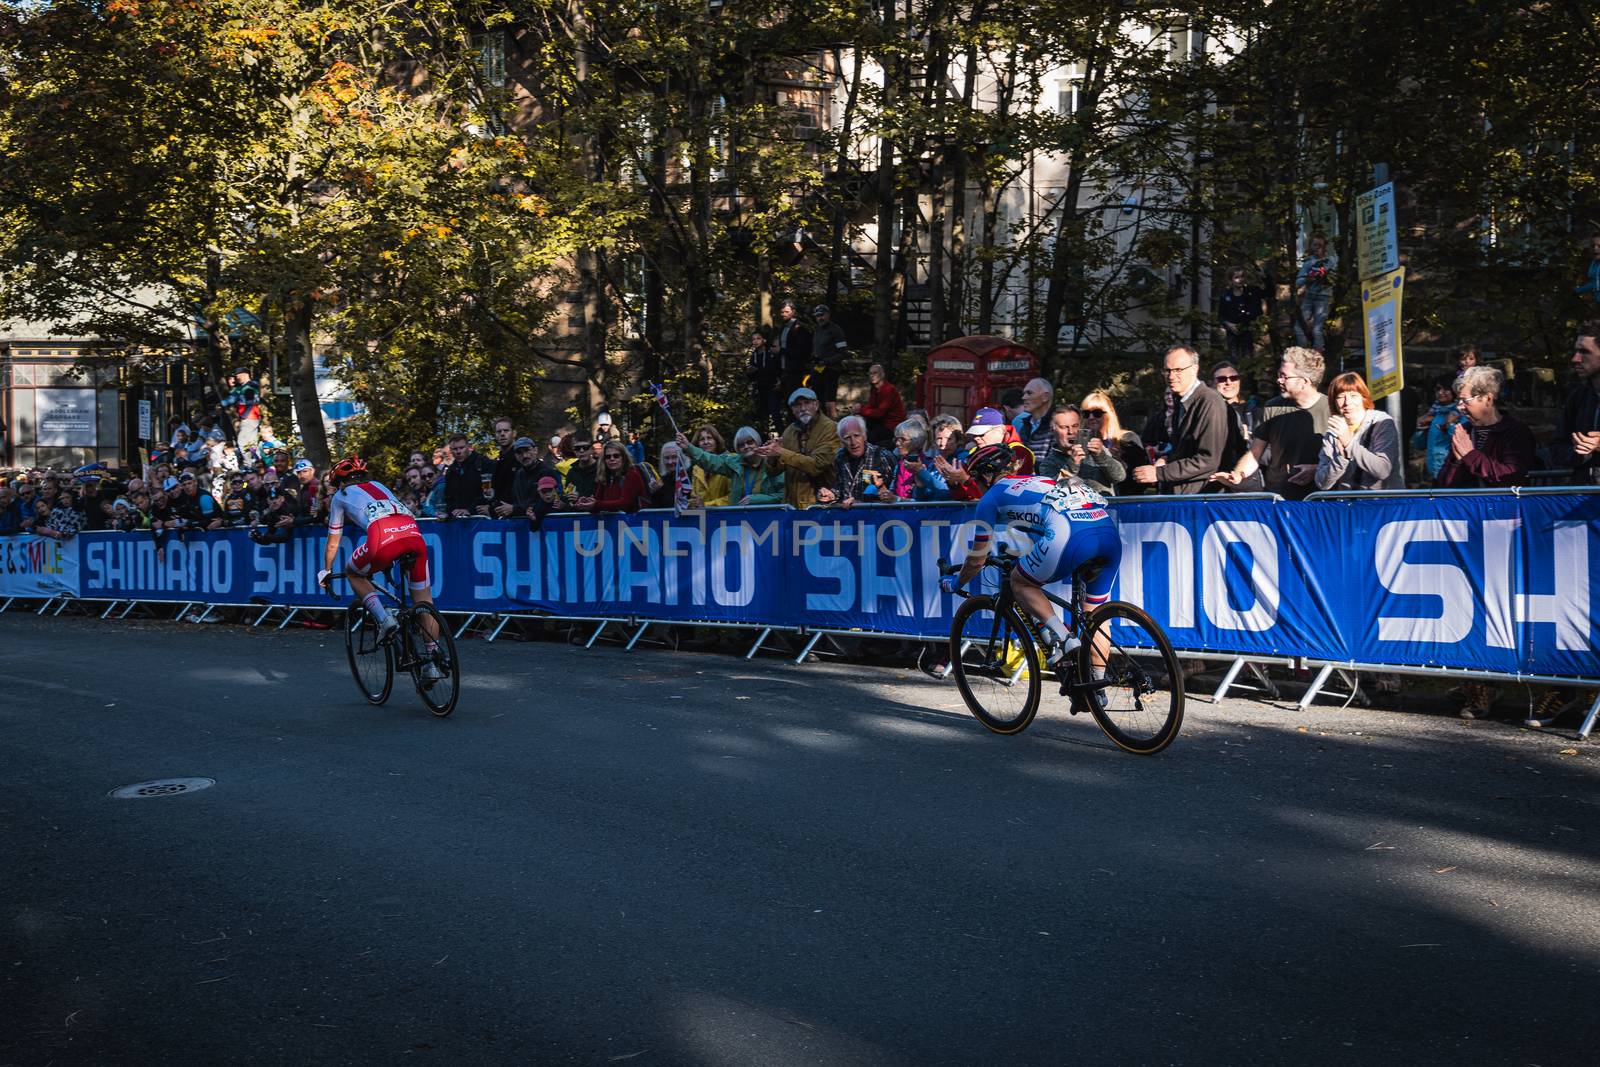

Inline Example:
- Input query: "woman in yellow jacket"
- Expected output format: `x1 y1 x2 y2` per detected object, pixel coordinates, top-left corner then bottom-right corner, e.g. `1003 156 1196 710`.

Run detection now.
684 424 733 506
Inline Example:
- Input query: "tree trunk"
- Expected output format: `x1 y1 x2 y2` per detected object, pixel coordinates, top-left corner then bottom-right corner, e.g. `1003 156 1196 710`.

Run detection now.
285 295 330 467
1040 23 1111 376
826 49 864 309
927 40 949 344
947 42 979 337
872 1 898 365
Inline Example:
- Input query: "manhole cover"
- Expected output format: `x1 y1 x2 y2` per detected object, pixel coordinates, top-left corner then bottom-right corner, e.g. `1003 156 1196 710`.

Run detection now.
108 778 216 799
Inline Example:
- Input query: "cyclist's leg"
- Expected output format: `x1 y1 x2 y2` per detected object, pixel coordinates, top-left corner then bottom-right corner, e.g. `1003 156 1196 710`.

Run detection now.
344 543 380 604
405 551 441 644
1009 568 1065 640
1078 524 1124 676
1015 516 1074 647
347 520 402 628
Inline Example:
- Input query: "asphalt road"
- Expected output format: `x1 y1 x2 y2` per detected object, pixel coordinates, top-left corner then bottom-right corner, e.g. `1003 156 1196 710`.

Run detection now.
2 614 1597 1066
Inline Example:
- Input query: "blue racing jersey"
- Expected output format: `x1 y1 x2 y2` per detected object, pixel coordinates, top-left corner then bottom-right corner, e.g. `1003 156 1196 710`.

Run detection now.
971 475 1108 548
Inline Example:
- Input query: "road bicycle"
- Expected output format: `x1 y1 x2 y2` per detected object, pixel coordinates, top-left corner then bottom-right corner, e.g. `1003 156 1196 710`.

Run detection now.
939 549 1183 755
325 552 460 717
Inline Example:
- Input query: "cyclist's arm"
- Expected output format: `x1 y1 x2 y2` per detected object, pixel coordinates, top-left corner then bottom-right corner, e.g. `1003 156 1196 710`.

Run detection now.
322 498 345 576
954 542 988 590
953 513 997 589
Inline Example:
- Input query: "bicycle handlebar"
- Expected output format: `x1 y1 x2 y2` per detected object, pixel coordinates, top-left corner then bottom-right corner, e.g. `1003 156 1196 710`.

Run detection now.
937 547 1017 576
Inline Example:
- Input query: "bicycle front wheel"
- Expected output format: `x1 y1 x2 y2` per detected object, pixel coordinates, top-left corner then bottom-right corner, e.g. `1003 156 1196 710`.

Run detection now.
345 603 393 705
406 603 460 718
1078 601 1184 755
948 595 1042 734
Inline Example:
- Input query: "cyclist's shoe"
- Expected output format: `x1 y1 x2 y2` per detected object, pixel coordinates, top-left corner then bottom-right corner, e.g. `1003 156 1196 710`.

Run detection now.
1043 635 1081 671
375 614 400 642
420 660 446 686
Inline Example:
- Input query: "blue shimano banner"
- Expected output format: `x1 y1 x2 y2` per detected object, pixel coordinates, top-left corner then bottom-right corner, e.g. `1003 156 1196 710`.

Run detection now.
70 492 1600 680
464 510 786 624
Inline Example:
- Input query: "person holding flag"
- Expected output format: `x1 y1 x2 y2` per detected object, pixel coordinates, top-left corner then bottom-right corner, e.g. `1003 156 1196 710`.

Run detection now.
642 382 696 515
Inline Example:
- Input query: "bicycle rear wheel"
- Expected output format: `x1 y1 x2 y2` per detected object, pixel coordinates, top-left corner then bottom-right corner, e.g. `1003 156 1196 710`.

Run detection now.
406 603 460 718
948 595 1042 734
1078 601 1184 754
345 603 393 705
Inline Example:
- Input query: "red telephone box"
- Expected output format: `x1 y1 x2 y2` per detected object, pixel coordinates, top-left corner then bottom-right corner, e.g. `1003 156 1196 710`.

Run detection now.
919 336 1039 422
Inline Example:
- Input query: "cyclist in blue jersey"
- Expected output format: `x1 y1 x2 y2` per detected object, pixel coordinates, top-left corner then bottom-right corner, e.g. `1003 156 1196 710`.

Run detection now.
940 443 1122 667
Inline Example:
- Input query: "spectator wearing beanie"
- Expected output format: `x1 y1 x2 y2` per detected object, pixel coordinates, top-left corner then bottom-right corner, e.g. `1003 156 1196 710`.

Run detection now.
677 427 785 505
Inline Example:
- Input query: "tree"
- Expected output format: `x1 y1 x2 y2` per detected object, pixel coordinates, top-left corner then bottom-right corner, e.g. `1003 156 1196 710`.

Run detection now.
0 0 608 466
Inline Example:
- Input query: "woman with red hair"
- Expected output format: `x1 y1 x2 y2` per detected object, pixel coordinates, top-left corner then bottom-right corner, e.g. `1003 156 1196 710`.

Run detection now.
1315 372 1405 490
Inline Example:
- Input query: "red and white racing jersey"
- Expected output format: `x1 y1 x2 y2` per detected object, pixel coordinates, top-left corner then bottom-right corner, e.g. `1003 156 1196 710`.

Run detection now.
328 481 413 536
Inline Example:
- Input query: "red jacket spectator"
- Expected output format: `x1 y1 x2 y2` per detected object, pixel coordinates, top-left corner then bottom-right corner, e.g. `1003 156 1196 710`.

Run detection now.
859 368 906 444
590 467 649 512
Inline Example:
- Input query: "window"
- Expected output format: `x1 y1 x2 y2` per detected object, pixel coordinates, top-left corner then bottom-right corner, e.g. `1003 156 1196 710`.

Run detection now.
467 31 508 136
1058 80 1082 116
474 31 506 89
708 96 728 181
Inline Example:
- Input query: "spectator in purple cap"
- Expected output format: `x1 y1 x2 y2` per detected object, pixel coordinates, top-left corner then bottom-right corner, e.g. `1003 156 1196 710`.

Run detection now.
962 407 1035 484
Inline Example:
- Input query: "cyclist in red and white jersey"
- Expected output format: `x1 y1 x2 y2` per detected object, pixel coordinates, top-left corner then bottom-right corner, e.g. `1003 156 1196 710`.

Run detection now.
317 456 444 678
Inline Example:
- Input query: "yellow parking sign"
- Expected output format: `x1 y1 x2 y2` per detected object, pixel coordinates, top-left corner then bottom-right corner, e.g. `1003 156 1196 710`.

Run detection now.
1361 267 1405 401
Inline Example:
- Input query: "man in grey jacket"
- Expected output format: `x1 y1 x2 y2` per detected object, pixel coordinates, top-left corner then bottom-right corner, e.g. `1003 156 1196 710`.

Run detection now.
1132 345 1230 495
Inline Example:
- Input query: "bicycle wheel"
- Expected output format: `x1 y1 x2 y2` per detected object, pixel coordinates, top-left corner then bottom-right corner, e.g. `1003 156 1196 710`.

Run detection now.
1078 601 1184 755
405 603 460 718
345 603 393 705
948 594 1042 734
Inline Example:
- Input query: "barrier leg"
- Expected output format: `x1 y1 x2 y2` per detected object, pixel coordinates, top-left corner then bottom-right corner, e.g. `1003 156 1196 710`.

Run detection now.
486 616 511 642
193 605 215 624
1210 657 1248 704
453 613 478 641
36 596 55 616
100 601 122 619
1579 691 1600 741
625 621 651 651
793 632 824 665
52 597 72 616
583 620 611 648
117 601 138 619
0 597 13 614
275 608 299 631
1297 665 1335 709
173 602 194 621
744 627 772 660
252 605 275 627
